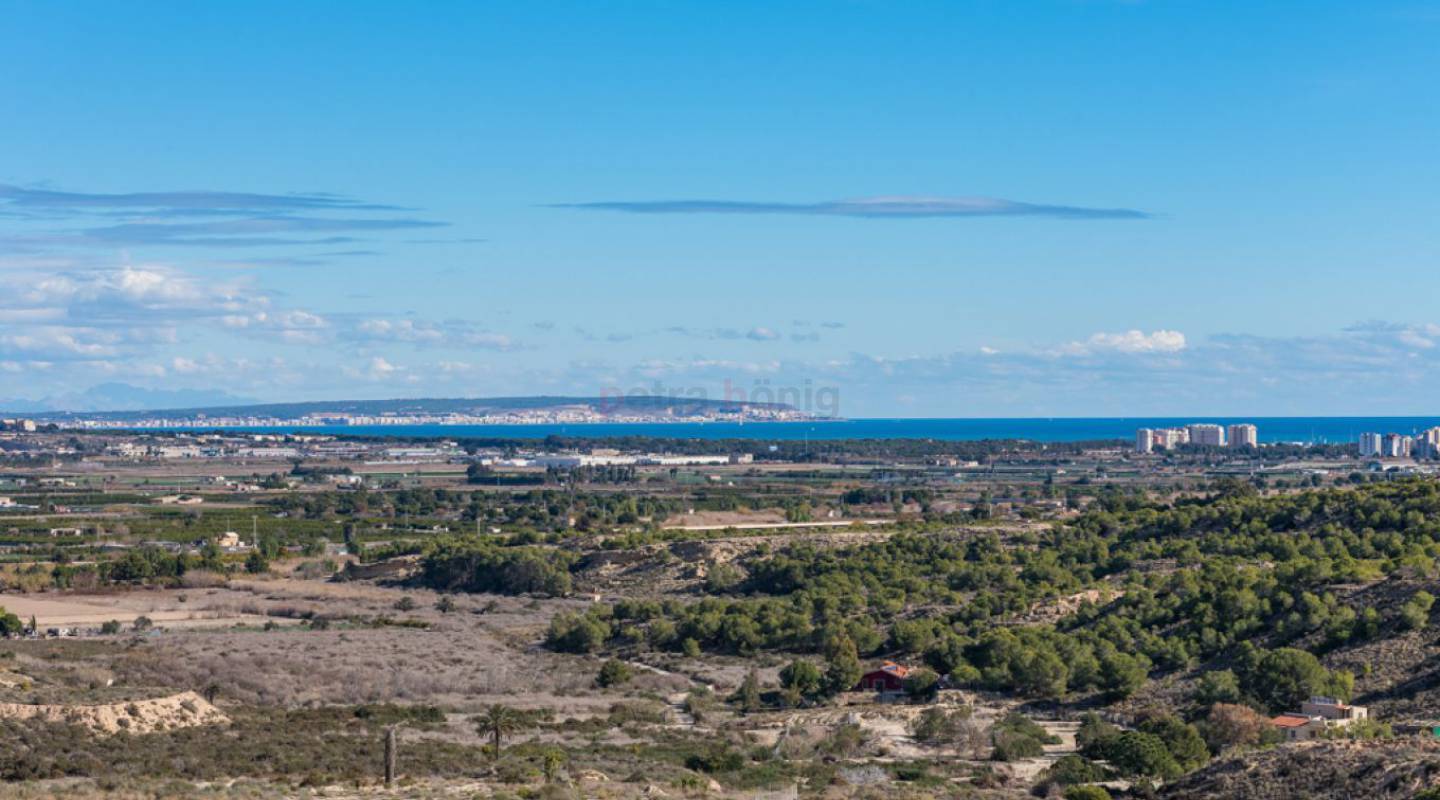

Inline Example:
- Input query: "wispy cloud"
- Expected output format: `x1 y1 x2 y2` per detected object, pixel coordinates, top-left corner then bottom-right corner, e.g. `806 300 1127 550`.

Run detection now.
552 195 1151 220
0 182 451 253
9 216 444 249
0 184 400 215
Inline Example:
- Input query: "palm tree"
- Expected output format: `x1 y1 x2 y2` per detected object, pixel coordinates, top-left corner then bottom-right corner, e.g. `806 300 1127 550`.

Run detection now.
475 704 525 759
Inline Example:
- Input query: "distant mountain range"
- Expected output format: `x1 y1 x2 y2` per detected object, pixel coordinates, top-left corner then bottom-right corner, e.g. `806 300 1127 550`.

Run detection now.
6 389 804 422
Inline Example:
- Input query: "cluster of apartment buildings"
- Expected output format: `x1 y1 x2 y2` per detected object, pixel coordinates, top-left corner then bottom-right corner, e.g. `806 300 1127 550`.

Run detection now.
1359 428 1440 460
101 434 465 464
1135 423 1258 453
61 404 814 430
0 418 37 432
478 450 755 468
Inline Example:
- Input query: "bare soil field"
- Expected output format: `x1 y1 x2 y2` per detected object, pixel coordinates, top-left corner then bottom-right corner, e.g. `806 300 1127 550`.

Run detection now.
0 592 271 629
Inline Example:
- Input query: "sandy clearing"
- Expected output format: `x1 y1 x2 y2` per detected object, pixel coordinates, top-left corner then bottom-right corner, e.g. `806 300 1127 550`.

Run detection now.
0 690 228 734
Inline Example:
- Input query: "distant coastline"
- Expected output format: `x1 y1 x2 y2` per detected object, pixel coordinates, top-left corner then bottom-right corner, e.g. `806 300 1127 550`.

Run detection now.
95 416 1440 444
24 394 822 430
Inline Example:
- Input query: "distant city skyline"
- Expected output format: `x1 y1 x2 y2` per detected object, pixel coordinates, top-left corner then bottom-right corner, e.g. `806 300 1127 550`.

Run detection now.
4 2 1440 416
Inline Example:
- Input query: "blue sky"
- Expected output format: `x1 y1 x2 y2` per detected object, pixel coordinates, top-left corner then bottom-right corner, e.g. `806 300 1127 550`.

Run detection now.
3 0 1440 416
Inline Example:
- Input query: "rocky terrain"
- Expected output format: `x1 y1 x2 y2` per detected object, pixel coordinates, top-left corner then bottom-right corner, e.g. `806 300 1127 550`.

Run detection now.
1163 739 1440 799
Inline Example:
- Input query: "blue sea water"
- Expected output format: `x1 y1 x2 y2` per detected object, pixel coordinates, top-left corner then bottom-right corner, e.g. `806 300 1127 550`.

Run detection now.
210 417 1440 444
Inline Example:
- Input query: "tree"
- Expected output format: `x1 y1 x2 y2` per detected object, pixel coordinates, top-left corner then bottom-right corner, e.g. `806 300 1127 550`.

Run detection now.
1244 647 1351 712
1099 649 1149 700
1195 670 1243 706
923 635 970 677
991 713 1058 761
823 635 862 696
1064 787 1112 800
1076 712 1119 754
597 658 633 688
910 706 986 755
780 659 824 701
902 668 941 702
909 706 954 743
1041 755 1108 787
474 704 526 759
546 612 611 654
199 540 224 572
736 668 763 713
1401 590 1435 631
541 748 565 783
1095 731 1181 780
434 595 457 614
1016 648 1069 699
244 550 269 575
0 608 21 637
1137 714 1209 772
1200 703 1279 752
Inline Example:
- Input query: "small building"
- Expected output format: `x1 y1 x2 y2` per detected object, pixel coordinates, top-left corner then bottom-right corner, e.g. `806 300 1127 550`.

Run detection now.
1301 696 1367 723
1270 713 1326 742
854 661 911 694
1271 697 1370 742
215 531 242 548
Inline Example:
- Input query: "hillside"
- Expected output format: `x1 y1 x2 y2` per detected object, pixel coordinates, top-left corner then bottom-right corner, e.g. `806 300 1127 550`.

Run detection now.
1163 739 1440 799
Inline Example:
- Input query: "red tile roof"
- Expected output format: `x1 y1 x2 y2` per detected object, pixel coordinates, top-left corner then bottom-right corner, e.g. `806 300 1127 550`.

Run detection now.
1270 714 1311 728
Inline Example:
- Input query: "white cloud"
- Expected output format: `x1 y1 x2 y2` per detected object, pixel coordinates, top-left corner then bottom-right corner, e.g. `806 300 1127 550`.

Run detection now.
1061 329 1187 356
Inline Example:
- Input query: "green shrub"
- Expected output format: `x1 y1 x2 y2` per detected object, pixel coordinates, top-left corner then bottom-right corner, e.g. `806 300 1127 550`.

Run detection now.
1064 786 1112 800
596 658 633 688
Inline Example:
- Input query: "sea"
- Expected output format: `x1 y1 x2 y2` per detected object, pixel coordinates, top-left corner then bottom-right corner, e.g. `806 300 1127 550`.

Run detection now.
196 417 1440 444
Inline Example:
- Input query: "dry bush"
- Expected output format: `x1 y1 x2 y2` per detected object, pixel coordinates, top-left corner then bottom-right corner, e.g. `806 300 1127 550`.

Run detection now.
179 571 228 589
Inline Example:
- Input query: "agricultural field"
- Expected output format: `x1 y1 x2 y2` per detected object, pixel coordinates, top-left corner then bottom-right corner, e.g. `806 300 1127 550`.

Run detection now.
0 434 1434 798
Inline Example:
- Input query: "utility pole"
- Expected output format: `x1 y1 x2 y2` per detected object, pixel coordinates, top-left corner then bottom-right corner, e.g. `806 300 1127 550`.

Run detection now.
384 725 398 786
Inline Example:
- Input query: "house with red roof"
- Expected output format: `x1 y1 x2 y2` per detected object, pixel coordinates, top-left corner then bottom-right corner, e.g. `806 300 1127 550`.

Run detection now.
854 661 911 694
1270 696 1370 742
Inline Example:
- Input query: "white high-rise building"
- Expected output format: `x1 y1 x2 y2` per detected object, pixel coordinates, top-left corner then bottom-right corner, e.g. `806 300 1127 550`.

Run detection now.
1152 427 1189 449
1382 433 1412 458
1187 424 1226 447
1136 429 1154 453
1417 427 1440 460
1359 432 1383 457
1227 424 1258 448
